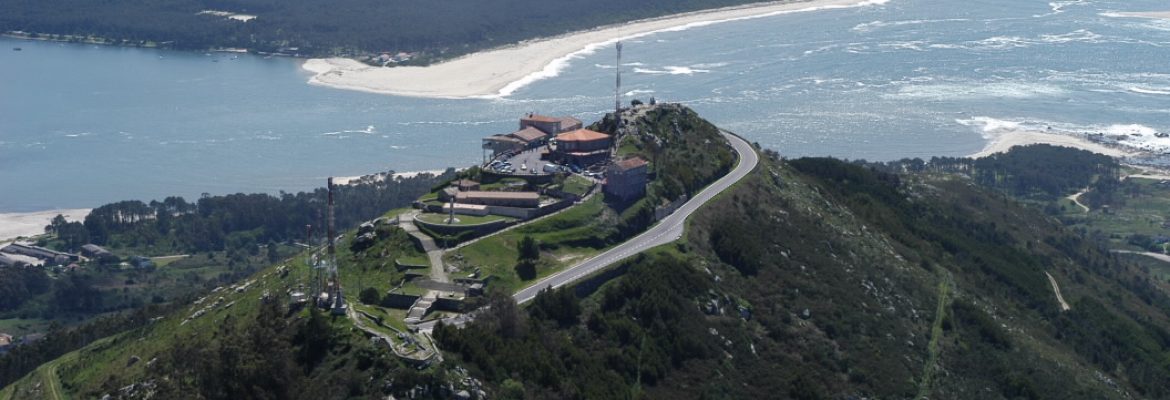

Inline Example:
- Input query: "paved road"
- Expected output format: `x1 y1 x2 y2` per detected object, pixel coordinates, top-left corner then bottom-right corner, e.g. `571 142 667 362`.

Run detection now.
413 131 758 332
513 131 759 304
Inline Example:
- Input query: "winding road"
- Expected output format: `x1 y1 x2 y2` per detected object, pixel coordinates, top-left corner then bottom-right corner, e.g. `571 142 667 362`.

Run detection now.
415 131 757 331
512 131 758 304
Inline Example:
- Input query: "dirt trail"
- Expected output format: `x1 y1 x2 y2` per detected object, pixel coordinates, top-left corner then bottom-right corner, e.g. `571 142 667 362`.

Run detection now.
1046 272 1071 312
1065 188 1090 212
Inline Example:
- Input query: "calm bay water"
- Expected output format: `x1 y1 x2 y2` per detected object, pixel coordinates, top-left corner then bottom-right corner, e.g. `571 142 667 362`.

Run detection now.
2 0 1169 212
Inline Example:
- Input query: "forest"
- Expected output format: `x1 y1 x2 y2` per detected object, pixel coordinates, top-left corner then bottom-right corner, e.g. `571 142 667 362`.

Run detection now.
3 0 776 59
51 170 451 256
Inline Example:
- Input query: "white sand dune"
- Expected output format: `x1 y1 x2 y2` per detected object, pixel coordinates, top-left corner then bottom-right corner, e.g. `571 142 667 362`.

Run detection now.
969 130 1135 159
303 0 889 99
0 208 91 243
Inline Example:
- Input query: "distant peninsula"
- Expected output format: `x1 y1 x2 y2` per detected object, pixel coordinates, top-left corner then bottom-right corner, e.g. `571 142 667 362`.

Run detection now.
4 0 824 62
303 0 884 99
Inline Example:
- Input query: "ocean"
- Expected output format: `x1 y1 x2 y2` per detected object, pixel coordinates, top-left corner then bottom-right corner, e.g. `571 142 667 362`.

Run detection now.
2 0 1169 212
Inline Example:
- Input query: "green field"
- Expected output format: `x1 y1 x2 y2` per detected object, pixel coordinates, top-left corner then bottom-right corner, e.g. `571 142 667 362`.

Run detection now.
414 213 511 226
1058 177 1170 250
445 195 614 293
561 175 595 197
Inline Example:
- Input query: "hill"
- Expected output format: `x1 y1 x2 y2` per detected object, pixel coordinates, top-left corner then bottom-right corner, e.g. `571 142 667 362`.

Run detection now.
3 113 1170 399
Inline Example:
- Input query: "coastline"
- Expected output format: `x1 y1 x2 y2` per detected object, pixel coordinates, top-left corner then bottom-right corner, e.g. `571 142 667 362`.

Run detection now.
969 129 1137 159
333 169 453 186
302 0 888 99
0 169 452 243
0 209 91 243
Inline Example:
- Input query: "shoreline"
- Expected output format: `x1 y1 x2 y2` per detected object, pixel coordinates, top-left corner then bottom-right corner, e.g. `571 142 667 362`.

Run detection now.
969 129 1138 159
302 0 889 99
0 209 91 244
333 169 454 186
0 169 454 243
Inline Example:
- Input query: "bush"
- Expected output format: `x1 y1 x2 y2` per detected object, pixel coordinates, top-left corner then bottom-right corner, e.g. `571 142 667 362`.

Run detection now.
359 287 381 305
515 259 537 281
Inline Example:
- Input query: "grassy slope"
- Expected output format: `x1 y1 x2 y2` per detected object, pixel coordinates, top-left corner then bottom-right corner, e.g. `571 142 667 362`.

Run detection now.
437 154 1170 399
447 195 614 293
0 214 438 399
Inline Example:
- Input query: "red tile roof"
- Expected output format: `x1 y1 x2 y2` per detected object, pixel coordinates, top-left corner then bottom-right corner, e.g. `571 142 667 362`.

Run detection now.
615 157 648 170
557 129 610 142
556 116 583 127
510 127 547 142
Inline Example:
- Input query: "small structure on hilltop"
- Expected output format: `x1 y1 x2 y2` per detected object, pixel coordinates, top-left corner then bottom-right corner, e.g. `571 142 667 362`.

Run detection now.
454 179 480 191
552 129 613 167
482 114 583 160
605 156 649 200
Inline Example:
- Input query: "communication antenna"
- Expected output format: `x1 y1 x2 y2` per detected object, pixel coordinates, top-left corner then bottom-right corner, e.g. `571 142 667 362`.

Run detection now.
614 41 623 134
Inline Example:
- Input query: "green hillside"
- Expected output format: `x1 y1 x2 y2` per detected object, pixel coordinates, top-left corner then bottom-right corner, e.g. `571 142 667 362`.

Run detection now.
4 113 1170 399
437 154 1170 398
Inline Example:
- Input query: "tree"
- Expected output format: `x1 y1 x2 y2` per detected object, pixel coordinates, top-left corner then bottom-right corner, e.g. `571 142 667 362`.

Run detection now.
267 240 280 263
359 287 381 305
515 259 537 281
529 287 580 327
518 236 539 261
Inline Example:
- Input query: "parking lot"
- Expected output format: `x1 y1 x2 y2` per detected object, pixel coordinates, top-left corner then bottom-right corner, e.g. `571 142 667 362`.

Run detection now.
488 148 554 175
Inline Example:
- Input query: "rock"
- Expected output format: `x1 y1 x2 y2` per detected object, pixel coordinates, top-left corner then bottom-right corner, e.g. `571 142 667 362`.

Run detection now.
801 308 811 319
454 390 471 400
127 355 141 366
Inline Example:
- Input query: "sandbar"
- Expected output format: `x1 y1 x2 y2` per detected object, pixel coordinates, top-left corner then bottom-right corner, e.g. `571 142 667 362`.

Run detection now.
303 0 888 99
970 130 1136 159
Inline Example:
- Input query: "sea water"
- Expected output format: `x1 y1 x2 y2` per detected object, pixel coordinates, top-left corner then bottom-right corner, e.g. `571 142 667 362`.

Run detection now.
2 0 1168 212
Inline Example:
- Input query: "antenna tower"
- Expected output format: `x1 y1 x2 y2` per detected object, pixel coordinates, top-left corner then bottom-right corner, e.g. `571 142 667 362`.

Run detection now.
614 41 623 134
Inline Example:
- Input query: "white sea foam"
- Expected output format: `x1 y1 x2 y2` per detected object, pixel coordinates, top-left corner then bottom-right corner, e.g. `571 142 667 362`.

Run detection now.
878 41 929 51
960 30 1107 51
1129 87 1170 95
956 116 1021 138
624 89 656 96
850 18 969 33
960 116 1170 155
888 82 1068 100
634 66 712 75
322 125 376 136
1104 124 1159 136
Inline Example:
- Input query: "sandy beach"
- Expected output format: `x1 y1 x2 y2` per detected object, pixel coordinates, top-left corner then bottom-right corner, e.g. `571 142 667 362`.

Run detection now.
970 129 1136 159
0 208 90 243
303 0 888 99
334 169 454 186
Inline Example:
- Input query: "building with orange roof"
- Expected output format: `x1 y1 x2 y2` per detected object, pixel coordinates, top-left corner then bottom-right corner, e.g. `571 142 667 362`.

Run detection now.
553 129 613 166
482 114 583 159
520 114 582 135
